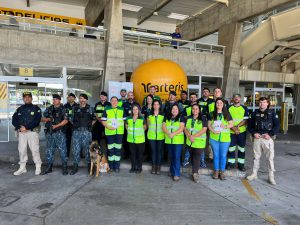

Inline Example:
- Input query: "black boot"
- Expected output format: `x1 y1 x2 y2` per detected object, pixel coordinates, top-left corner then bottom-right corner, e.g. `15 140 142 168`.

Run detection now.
238 163 246 172
87 163 91 174
41 164 53 175
70 164 78 175
62 163 68 175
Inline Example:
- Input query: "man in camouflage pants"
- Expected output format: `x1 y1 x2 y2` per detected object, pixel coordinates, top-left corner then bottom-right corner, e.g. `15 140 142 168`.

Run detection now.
41 94 69 175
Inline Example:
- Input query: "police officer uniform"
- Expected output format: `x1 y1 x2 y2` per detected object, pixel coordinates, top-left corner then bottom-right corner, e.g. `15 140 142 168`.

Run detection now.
197 97 210 115
64 93 78 157
12 92 42 176
93 91 111 145
42 94 68 175
70 94 95 175
247 106 280 185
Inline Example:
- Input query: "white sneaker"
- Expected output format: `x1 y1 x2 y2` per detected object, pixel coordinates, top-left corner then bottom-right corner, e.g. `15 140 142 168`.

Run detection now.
246 173 257 181
14 167 27 176
35 165 41 175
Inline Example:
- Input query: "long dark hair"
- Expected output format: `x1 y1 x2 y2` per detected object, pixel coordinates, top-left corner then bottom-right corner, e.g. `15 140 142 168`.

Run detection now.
167 103 181 121
150 99 162 115
130 103 142 117
212 98 231 121
191 103 203 122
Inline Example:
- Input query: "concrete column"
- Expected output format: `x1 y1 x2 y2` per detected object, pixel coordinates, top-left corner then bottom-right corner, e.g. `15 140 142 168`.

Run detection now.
294 63 300 124
102 0 125 92
218 22 242 100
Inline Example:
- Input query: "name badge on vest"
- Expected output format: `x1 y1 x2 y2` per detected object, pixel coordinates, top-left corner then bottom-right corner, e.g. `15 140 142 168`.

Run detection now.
111 119 119 129
261 114 264 117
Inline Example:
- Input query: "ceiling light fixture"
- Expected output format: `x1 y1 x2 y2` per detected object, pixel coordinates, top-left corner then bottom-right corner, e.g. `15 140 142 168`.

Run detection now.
122 3 143 12
167 13 189 20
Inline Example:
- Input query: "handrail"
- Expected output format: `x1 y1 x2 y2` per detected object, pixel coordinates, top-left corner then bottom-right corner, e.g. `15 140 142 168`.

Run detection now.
0 14 225 54
0 14 106 39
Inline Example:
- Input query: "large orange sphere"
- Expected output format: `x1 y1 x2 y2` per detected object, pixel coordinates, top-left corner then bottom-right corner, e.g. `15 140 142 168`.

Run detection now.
131 59 188 105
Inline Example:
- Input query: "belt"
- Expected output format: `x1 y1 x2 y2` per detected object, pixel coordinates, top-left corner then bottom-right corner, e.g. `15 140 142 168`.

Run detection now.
75 127 90 131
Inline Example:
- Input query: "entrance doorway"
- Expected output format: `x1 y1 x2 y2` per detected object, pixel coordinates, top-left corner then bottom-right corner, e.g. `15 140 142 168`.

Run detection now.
0 77 65 142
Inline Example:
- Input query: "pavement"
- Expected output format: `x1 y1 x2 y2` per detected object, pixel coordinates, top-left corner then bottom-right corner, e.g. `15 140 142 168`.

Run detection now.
0 138 300 225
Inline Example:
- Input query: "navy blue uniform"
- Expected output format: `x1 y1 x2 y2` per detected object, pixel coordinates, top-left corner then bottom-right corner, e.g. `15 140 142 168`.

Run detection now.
43 104 68 165
93 101 111 144
12 104 42 131
64 102 78 157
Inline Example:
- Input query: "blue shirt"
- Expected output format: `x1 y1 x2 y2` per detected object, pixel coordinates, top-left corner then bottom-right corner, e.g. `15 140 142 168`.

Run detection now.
171 32 182 46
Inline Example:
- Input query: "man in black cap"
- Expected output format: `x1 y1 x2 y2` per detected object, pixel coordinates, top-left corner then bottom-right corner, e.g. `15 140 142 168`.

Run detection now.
12 92 42 176
163 91 183 115
93 91 111 145
64 93 78 157
41 94 69 175
70 93 95 175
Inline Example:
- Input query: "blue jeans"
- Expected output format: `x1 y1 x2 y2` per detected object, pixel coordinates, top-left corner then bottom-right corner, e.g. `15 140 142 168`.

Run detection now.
167 144 182 177
209 138 230 171
149 140 164 166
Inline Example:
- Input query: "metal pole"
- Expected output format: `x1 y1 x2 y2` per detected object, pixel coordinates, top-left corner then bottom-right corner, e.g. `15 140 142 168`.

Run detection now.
253 82 256 112
62 67 67 104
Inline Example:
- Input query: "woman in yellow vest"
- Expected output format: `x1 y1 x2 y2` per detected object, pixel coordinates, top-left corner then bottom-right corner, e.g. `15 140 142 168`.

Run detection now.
208 98 233 180
147 99 164 175
126 103 147 173
184 104 207 183
162 104 185 181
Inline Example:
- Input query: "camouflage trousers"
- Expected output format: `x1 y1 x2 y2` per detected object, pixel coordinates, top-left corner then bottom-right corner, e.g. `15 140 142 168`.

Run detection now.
72 130 92 164
45 131 68 164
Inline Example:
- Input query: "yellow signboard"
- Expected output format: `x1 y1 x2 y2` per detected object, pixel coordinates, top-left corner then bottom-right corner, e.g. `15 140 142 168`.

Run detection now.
0 82 8 100
19 67 33 77
0 7 86 25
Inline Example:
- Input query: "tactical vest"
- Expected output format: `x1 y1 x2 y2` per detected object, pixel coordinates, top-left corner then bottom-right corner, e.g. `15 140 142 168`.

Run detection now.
229 105 247 133
164 119 184 144
105 107 125 136
254 109 273 133
186 117 206 148
147 114 164 140
210 114 231 142
45 104 66 133
73 104 93 130
127 117 145 143
95 102 107 118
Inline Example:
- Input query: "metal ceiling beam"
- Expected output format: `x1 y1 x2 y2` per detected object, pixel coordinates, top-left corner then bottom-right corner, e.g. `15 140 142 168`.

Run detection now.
260 46 286 64
178 0 296 40
213 0 229 6
137 0 173 25
281 52 300 66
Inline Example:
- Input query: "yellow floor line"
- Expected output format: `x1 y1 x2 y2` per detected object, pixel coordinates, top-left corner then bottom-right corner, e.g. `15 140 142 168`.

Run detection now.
262 212 279 225
241 179 261 201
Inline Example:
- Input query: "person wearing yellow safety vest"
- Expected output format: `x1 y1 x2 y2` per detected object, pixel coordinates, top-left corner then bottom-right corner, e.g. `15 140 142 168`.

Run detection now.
92 91 111 145
101 96 126 172
142 85 162 106
126 104 147 173
208 98 234 180
184 104 207 183
162 104 185 181
227 94 249 171
147 99 164 175
178 90 191 109
117 89 127 107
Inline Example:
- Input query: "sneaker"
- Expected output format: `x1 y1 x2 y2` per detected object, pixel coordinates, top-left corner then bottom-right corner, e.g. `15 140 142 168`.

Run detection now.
246 173 257 181
13 166 27 176
173 176 180 181
226 163 235 170
182 160 190 167
192 173 200 183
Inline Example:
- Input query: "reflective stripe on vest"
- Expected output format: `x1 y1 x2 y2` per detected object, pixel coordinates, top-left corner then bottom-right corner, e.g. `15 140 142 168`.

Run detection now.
229 105 247 133
96 105 105 118
186 118 206 148
210 114 231 142
186 107 192 117
105 108 124 135
147 115 164 140
127 118 145 143
164 120 184 144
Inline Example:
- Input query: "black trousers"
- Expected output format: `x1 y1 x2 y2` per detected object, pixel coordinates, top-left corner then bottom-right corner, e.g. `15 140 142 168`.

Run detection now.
188 147 204 174
128 143 145 170
65 123 73 157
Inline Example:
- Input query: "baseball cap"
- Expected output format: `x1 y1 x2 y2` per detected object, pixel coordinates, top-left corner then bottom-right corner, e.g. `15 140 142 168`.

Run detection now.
23 92 32 98
52 94 61 100
80 93 88 100
169 91 177 96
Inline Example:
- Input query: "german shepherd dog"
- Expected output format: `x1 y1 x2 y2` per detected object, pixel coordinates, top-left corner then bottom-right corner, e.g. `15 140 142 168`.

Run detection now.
89 141 109 177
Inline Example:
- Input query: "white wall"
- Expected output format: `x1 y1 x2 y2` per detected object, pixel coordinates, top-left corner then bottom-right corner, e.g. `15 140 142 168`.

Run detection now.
0 0 85 18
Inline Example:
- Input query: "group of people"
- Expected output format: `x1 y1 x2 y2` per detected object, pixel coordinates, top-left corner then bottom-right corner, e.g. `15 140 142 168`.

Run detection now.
11 85 280 185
